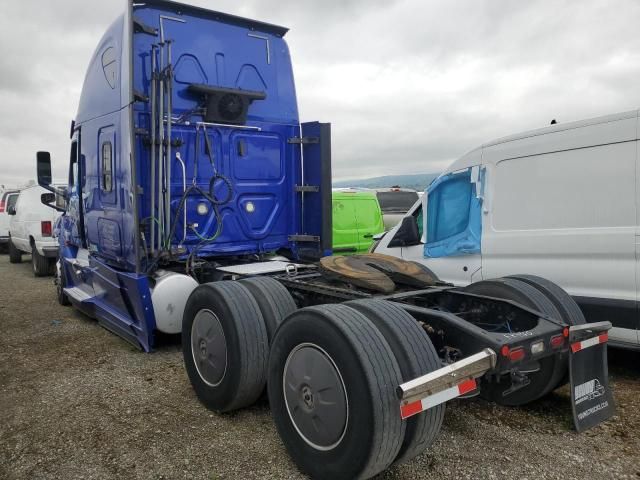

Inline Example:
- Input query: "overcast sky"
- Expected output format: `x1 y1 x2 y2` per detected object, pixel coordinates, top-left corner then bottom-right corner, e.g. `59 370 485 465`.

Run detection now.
2 0 640 187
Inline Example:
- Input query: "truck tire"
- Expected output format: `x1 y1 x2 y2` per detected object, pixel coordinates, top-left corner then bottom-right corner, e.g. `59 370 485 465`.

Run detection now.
506 274 586 326
8 239 21 263
239 276 297 343
507 274 586 388
462 278 564 406
55 260 71 306
32 246 52 277
346 299 444 465
182 281 269 412
268 304 405 480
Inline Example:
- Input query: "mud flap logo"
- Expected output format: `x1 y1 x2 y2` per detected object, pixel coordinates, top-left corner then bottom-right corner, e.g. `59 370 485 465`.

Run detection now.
574 379 605 406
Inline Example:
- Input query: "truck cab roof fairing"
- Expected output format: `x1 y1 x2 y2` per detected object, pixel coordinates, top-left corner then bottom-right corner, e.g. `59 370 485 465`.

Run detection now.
75 15 126 124
131 3 299 126
138 0 289 37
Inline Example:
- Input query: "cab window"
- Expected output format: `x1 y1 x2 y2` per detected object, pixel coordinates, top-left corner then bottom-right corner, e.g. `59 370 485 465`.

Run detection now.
101 141 113 192
69 141 78 189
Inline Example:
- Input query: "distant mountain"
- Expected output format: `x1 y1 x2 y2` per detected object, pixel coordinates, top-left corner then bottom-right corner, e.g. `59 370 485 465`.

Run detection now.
333 173 440 192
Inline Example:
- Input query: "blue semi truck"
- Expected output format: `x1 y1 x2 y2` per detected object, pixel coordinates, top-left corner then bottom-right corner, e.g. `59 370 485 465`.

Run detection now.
36 1 616 478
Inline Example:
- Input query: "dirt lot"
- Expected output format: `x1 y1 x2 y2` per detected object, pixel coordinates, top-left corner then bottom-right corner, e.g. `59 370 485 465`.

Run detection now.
0 255 639 480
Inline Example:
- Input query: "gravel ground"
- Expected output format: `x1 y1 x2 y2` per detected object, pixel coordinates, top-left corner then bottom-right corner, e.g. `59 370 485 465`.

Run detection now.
0 255 639 480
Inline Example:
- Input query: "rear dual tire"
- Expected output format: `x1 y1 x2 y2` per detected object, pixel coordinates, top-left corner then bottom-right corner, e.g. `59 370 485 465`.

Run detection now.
269 301 443 479
239 276 297 342
346 299 444 466
268 304 405 480
182 281 269 412
463 278 563 406
507 274 585 388
463 276 582 405
182 281 442 478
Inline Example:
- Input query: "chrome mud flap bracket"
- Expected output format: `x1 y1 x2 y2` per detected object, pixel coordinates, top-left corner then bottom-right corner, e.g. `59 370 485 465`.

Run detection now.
397 348 497 419
569 321 615 432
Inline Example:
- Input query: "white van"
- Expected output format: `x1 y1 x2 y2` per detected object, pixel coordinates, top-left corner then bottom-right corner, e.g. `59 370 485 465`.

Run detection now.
7 185 63 276
374 110 639 349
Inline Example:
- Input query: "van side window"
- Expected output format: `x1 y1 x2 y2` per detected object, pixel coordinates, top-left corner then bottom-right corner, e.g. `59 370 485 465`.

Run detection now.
424 168 483 258
6 193 19 211
427 174 472 242
101 142 113 192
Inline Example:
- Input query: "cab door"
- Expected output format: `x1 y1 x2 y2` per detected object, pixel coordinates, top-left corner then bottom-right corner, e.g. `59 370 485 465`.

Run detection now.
60 131 87 249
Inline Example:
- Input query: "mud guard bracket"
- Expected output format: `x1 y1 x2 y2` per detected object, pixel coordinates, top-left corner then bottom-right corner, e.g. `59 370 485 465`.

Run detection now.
569 321 615 432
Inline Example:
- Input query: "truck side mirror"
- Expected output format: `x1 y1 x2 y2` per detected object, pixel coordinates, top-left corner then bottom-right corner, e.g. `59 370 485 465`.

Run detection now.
387 216 420 248
7 205 16 215
37 151 52 187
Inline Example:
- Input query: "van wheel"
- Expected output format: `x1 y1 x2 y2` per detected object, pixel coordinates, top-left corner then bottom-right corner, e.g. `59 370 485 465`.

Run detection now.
346 299 444 465
462 278 564 406
182 281 268 412
507 274 585 387
55 261 71 306
268 304 405 480
32 247 52 277
8 239 21 263
239 276 297 343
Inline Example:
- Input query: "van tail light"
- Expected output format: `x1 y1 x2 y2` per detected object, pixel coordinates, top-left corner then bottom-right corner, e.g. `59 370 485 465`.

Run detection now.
41 221 52 237
0 200 5 213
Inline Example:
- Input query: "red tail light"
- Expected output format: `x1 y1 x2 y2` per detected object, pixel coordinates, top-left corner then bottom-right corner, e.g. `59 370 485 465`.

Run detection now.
41 221 52 237
550 335 565 348
508 347 525 362
0 200 5 213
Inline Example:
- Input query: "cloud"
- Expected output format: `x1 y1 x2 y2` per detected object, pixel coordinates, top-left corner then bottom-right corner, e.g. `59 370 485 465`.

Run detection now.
1 0 639 186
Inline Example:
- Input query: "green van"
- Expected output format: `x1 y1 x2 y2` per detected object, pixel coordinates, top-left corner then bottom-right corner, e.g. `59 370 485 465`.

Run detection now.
332 190 385 254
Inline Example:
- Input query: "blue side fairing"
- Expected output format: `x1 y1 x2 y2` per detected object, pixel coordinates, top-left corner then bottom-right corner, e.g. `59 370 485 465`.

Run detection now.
424 168 483 258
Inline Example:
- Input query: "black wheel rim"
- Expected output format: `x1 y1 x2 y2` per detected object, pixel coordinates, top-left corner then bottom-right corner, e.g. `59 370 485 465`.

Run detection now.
191 309 227 386
283 343 348 451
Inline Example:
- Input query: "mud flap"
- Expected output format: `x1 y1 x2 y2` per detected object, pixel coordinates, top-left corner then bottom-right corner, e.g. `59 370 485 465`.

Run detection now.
569 321 615 432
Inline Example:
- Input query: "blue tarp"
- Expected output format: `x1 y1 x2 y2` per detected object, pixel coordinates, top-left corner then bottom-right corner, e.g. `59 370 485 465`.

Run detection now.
424 168 483 258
